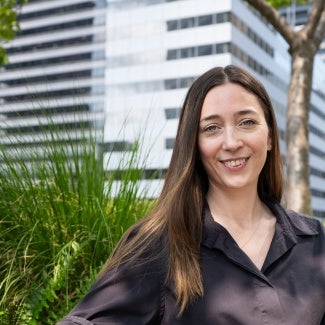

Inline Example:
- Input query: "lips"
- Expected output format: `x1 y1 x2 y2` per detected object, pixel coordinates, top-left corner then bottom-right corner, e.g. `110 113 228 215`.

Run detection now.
221 158 249 168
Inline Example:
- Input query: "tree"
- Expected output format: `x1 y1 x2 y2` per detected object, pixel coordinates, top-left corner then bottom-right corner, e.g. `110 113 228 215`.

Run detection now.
0 0 27 65
244 0 325 215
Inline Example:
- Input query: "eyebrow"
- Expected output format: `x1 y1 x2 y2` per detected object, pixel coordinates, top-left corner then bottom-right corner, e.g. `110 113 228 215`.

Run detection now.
200 109 259 123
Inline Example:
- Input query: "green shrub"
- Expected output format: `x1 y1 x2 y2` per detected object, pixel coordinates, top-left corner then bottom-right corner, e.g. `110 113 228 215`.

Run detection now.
0 120 155 324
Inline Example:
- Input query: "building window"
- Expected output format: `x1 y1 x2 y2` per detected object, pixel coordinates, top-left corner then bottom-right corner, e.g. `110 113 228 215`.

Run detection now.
164 77 195 90
312 89 325 101
180 17 195 29
216 12 230 23
103 141 133 152
311 188 325 199
164 79 178 89
179 77 195 88
310 167 325 178
167 20 178 31
198 44 213 56
198 14 213 26
165 138 175 149
180 47 195 58
311 104 325 120
167 49 178 60
167 42 230 61
309 125 325 138
165 108 180 119
165 11 273 58
106 168 167 180
313 210 325 218
231 12 273 57
216 42 230 53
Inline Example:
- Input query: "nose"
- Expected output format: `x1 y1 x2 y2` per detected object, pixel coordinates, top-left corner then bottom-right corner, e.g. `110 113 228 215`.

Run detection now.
222 127 243 151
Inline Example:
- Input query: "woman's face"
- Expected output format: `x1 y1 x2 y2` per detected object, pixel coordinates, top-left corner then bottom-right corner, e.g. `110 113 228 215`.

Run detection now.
197 83 271 195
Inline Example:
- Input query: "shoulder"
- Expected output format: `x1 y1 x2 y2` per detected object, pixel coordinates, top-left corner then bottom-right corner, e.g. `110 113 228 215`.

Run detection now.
284 208 325 237
58 230 168 324
100 223 168 284
266 198 324 239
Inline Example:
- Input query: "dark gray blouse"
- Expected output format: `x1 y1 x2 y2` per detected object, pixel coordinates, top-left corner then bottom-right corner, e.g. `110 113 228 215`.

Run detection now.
57 201 325 324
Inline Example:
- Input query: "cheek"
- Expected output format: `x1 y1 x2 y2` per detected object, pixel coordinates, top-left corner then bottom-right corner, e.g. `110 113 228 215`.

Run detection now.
256 139 271 162
198 139 215 161
255 129 270 149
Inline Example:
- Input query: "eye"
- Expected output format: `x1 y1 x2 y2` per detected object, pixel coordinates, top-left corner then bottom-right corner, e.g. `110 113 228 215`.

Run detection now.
204 124 220 133
240 119 256 127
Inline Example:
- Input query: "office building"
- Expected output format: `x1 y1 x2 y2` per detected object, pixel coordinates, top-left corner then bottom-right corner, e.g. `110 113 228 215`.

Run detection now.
0 0 106 163
0 0 324 217
104 0 325 217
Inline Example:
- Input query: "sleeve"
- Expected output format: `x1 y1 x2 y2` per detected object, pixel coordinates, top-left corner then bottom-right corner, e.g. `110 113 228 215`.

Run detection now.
56 258 165 325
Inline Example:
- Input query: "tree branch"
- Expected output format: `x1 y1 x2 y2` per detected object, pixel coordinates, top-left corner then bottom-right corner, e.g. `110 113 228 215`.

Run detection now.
303 0 325 40
244 0 296 47
312 8 325 50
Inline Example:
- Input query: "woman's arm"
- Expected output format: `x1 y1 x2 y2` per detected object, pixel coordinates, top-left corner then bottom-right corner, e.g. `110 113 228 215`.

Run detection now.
56 257 165 325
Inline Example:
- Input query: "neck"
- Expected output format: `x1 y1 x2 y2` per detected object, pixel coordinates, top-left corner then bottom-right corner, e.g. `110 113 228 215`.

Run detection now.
206 186 264 225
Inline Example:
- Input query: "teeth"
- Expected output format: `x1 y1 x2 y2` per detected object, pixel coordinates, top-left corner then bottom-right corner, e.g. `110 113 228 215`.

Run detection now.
224 158 246 167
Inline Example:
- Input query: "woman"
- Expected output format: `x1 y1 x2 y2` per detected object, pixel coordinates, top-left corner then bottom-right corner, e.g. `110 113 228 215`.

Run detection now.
58 65 325 324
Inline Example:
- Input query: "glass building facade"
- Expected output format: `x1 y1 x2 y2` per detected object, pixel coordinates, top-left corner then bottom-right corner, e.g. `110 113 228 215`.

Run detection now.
104 0 325 217
1 0 324 217
0 0 106 163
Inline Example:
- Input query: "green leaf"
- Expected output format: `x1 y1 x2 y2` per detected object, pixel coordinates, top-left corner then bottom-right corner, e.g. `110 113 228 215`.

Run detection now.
266 0 309 9
0 0 28 66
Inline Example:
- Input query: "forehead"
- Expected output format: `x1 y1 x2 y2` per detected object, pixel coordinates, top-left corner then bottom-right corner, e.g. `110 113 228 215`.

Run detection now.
200 83 264 119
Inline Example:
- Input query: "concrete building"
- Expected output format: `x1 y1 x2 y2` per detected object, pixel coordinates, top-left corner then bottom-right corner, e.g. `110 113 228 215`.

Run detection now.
0 0 106 163
0 0 324 217
104 0 325 217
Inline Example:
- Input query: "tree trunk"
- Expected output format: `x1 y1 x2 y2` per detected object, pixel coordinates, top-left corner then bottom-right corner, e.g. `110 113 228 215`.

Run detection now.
243 0 325 216
285 41 314 215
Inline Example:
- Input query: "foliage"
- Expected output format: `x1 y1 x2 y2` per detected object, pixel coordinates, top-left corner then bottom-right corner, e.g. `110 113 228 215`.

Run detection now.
0 118 155 324
0 0 28 65
266 0 309 9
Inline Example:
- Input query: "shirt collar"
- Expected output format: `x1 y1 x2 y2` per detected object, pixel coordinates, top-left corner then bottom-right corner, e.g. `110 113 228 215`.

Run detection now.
201 198 318 274
201 202 268 278
202 198 318 247
265 198 319 237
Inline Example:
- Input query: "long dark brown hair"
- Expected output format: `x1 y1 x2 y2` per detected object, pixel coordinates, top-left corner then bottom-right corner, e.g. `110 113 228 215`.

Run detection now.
101 65 284 314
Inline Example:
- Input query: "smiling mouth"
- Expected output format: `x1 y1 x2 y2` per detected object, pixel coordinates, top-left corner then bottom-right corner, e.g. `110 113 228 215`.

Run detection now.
222 158 249 167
